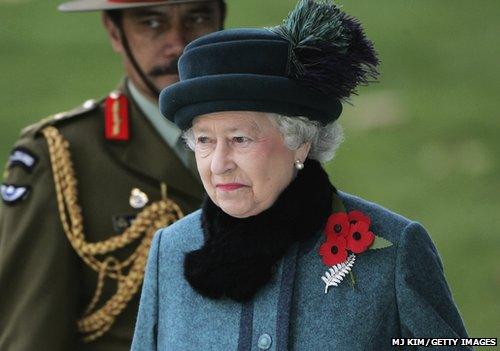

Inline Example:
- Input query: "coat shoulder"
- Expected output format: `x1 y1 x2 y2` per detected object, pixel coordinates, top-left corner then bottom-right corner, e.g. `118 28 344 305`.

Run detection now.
156 210 204 253
338 191 412 225
337 191 417 245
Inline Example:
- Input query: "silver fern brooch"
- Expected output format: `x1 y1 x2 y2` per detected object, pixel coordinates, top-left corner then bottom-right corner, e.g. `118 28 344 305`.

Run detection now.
322 254 356 294
319 209 393 294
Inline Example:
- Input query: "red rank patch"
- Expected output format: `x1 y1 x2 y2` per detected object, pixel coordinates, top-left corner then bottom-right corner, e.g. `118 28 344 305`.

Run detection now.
104 92 129 141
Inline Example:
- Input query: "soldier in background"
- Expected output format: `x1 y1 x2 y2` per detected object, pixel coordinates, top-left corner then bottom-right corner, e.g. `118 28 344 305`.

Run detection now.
0 1 225 349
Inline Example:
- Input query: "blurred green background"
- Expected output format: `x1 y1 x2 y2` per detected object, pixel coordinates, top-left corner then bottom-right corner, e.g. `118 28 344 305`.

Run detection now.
1 0 499 345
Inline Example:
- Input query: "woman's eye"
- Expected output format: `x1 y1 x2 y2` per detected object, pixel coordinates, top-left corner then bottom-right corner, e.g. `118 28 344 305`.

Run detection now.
232 136 250 144
197 136 211 144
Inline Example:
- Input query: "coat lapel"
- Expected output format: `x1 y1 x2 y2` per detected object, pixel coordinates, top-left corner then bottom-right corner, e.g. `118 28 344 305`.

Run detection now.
105 83 203 199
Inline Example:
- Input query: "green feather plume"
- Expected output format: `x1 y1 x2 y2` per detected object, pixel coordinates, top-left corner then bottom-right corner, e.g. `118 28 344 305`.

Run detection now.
269 0 379 99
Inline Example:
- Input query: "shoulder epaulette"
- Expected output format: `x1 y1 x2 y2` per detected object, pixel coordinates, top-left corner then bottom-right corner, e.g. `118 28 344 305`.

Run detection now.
20 99 101 138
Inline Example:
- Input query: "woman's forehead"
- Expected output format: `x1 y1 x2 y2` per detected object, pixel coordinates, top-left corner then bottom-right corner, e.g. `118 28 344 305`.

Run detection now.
192 111 274 132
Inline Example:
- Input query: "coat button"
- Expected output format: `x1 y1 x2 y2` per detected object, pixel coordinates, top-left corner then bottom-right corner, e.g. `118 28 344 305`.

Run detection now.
257 333 272 350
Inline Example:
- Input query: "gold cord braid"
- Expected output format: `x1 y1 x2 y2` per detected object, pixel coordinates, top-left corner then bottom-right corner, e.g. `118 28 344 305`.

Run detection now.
41 126 184 342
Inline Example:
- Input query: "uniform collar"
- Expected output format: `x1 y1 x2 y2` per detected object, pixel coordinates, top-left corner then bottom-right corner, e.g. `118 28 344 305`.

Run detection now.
127 80 182 149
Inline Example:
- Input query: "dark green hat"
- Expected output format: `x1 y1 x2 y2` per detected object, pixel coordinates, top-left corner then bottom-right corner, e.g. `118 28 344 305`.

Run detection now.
160 0 379 130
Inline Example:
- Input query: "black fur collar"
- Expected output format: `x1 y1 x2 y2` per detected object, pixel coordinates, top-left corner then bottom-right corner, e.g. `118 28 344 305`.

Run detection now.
184 159 335 302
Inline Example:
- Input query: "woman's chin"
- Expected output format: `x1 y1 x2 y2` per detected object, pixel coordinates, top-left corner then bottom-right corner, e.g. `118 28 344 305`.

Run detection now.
217 201 253 218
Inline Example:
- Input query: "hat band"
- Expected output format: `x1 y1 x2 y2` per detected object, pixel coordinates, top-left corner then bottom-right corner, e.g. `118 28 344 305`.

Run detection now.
160 74 342 129
180 39 289 80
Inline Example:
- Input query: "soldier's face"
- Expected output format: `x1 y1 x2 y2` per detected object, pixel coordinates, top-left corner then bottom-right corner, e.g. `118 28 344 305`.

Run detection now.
104 2 223 101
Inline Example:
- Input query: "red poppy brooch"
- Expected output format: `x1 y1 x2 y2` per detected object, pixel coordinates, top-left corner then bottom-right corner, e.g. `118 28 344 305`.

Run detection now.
319 210 392 293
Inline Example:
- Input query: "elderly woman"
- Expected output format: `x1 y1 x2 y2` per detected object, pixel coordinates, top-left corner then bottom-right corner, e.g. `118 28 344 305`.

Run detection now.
132 1 470 350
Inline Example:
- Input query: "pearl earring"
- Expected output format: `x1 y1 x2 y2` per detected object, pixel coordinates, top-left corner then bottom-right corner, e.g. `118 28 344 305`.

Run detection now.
294 160 304 170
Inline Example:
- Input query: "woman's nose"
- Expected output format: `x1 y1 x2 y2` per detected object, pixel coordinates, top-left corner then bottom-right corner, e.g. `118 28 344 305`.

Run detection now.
210 141 235 175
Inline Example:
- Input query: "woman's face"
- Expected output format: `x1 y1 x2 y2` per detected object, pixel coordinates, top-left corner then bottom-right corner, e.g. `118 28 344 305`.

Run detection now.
192 111 310 218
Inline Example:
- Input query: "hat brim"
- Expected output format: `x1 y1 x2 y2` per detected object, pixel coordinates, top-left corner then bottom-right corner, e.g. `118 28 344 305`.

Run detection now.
59 0 212 12
160 74 343 130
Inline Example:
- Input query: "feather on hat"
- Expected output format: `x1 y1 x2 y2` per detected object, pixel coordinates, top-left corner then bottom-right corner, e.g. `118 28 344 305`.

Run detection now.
269 0 379 99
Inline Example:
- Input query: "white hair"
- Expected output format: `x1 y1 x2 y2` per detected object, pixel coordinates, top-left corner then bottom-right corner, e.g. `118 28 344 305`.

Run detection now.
182 113 344 163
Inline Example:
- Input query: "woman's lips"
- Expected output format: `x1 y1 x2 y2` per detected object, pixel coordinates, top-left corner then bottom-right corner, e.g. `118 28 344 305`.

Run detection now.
215 183 247 191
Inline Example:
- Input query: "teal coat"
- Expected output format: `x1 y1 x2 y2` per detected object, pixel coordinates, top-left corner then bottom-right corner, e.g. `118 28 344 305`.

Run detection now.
132 192 470 350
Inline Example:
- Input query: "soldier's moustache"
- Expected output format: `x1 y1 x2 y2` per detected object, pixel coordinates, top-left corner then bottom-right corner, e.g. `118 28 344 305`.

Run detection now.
148 58 179 77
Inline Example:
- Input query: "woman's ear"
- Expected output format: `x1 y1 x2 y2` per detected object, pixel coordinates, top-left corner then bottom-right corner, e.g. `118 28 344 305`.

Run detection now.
295 142 311 163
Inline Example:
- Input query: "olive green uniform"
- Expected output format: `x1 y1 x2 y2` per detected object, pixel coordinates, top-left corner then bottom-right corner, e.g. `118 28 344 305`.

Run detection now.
0 82 204 350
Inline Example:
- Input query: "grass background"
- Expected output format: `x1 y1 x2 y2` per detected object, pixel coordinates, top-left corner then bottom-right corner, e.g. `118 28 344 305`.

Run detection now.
1 0 499 345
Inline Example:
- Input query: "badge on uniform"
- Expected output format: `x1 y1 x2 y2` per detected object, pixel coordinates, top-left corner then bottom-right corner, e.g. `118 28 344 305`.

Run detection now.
129 188 149 209
8 147 38 173
104 91 129 141
1 183 31 205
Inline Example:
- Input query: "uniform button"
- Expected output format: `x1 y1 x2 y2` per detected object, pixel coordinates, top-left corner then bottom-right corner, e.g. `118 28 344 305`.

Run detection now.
257 333 272 350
